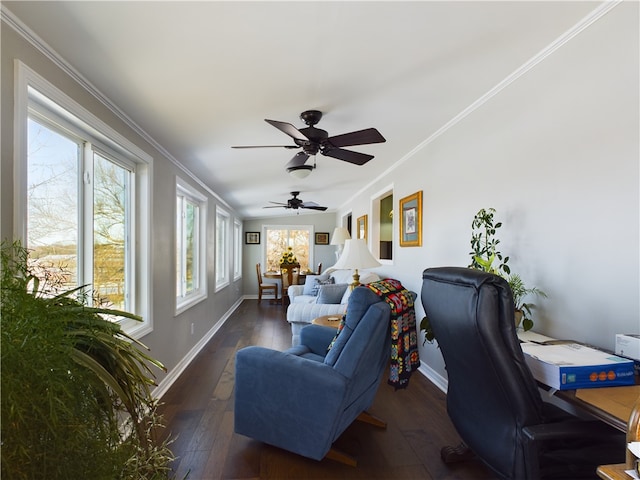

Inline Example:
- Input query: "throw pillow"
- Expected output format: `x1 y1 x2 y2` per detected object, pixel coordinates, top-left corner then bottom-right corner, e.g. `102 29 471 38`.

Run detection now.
316 283 349 304
311 276 335 296
303 273 329 295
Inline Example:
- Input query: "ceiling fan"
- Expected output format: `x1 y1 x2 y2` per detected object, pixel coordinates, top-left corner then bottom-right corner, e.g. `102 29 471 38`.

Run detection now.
263 191 327 212
233 110 386 176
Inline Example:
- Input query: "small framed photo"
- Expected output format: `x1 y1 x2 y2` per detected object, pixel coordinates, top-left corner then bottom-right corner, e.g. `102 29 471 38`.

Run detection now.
399 191 422 247
357 215 368 241
245 232 260 244
315 232 330 245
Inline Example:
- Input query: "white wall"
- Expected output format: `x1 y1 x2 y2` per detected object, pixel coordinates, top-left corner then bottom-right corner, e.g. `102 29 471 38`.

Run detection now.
335 2 639 382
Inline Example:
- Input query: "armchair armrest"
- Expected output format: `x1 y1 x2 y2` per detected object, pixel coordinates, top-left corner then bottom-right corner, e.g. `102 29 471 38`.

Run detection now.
300 324 338 355
288 284 305 300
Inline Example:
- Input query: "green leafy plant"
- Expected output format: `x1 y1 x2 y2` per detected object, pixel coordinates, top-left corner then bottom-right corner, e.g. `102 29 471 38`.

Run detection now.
1 240 181 479
507 273 547 331
420 315 435 345
468 207 510 276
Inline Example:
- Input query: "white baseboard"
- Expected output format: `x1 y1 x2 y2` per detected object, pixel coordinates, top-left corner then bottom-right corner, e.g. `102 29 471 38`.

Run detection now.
417 361 448 394
152 297 244 399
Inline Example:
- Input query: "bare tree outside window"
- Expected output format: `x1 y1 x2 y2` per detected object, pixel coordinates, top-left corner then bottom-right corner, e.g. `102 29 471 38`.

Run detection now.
27 118 131 311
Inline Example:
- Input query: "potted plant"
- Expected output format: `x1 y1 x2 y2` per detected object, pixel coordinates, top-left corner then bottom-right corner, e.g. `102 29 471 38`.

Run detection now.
1 240 180 479
421 208 546 343
507 273 547 331
468 207 510 276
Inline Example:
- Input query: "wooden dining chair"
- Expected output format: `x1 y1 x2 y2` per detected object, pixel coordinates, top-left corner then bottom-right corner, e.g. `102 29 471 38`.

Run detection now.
280 265 300 306
316 262 323 275
256 263 278 303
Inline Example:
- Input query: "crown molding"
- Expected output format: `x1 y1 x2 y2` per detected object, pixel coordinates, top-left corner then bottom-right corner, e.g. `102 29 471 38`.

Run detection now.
344 0 622 208
1 4 234 213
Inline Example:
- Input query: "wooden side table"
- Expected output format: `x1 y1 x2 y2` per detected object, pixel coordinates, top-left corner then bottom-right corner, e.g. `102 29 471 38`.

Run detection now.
312 314 343 328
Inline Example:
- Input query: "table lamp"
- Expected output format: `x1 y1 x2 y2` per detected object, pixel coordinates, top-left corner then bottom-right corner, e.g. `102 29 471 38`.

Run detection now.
330 227 351 261
332 238 381 289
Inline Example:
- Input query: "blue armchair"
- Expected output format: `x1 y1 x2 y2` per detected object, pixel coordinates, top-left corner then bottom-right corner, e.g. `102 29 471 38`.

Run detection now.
234 287 391 465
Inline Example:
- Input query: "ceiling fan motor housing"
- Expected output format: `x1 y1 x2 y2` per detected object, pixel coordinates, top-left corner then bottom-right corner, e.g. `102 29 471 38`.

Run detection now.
300 110 323 126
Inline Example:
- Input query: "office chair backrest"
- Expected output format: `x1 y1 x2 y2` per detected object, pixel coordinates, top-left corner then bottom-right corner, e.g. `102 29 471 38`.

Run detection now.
421 267 544 479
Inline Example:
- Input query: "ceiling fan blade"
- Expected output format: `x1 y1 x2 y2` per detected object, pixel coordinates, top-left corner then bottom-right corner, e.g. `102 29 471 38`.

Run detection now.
232 145 299 149
263 205 288 209
265 119 309 142
285 152 310 169
326 128 386 148
323 147 374 166
301 205 328 211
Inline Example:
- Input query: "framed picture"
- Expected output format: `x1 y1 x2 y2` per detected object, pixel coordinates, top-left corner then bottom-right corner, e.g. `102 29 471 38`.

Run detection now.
399 191 422 247
245 232 260 244
356 215 368 241
315 232 330 245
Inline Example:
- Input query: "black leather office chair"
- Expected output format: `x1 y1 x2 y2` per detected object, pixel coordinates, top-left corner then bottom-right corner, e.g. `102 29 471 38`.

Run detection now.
421 267 624 479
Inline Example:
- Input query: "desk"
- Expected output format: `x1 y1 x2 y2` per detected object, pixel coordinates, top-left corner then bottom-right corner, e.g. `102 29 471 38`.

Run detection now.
596 463 633 480
554 385 640 432
519 330 639 432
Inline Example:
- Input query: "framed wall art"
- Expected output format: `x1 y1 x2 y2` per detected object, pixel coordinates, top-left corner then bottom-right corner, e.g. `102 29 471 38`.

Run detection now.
245 232 260 244
315 232 329 245
399 191 422 247
356 215 368 241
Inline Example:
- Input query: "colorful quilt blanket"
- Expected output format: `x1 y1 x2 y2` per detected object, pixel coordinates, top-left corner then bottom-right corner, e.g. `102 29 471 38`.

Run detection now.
367 279 420 390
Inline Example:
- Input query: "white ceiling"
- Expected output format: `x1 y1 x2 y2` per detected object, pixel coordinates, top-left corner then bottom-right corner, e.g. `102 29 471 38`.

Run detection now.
4 1 599 219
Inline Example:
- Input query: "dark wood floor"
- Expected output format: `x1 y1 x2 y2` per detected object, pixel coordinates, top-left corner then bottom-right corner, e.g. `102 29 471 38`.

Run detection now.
157 299 498 480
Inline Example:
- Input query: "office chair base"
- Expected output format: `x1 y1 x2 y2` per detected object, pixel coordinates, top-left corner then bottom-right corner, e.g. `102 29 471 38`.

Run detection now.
441 442 476 463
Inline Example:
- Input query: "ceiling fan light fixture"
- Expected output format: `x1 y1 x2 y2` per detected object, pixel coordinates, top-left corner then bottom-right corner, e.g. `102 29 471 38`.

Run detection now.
287 164 314 179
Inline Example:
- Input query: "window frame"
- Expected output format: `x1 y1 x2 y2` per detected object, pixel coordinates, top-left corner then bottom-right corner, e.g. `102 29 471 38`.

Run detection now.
233 219 242 281
14 60 153 338
215 206 230 291
175 177 208 315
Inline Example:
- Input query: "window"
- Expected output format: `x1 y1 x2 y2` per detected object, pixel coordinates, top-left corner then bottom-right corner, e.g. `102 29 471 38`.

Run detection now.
264 225 313 272
176 178 207 313
233 219 242 281
215 207 230 290
16 61 152 337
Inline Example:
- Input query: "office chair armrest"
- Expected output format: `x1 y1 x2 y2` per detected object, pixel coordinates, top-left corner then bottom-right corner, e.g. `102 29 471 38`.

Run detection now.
523 420 618 443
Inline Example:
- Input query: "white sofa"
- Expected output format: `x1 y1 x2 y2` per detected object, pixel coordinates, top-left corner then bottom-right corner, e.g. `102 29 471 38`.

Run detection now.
286 268 380 345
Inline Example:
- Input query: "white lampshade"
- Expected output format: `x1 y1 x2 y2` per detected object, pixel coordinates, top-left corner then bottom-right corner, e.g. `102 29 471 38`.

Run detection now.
330 227 351 246
333 239 381 271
